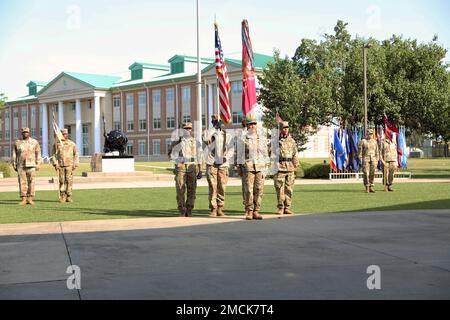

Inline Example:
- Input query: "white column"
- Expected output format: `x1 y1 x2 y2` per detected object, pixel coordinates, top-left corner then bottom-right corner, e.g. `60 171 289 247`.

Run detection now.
93 95 101 154
40 103 49 158
75 99 82 155
58 101 64 129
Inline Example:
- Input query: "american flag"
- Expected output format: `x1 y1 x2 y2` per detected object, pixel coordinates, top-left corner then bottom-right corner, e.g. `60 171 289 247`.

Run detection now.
52 108 63 145
215 23 231 124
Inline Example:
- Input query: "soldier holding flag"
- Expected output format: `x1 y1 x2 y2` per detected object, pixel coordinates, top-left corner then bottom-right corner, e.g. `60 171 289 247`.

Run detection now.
51 112 79 203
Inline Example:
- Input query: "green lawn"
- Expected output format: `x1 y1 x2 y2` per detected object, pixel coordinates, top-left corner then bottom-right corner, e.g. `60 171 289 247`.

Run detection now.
1 182 449 224
406 158 450 178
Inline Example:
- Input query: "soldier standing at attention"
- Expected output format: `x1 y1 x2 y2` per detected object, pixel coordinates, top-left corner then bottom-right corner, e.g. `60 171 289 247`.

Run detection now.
170 122 203 217
380 133 398 192
51 128 79 203
274 121 299 215
203 115 233 217
235 118 248 206
12 127 42 205
242 115 268 221
358 128 379 193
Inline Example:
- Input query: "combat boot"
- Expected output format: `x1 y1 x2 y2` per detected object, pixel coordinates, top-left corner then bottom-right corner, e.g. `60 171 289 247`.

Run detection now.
19 197 27 206
59 195 66 203
388 186 394 192
209 208 217 217
179 208 186 217
365 186 370 193
217 207 225 217
284 208 294 215
277 208 284 215
245 210 253 220
185 208 193 217
384 185 389 192
253 211 263 220
66 196 73 203
369 186 376 193
27 197 34 205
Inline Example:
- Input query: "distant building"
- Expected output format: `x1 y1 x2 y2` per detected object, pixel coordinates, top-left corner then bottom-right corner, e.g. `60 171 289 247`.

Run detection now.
1 53 273 161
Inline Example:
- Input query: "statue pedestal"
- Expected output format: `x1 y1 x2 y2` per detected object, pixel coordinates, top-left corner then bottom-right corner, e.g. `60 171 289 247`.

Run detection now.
101 156 135 173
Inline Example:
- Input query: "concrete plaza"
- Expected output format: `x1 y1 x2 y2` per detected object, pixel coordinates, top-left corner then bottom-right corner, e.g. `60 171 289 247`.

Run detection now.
0 209 449 299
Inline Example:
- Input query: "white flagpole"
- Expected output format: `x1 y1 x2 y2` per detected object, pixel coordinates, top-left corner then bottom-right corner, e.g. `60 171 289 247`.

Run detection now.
196 0 202 143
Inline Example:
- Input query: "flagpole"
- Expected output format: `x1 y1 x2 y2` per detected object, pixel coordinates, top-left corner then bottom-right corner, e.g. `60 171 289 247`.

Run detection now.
196 0 202 142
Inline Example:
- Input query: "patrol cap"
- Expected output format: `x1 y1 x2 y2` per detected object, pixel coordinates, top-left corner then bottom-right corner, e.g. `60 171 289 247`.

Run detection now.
280 121 289 129
246 114 257 125
21 127 30 133
183 122 193 129
61 128 68 134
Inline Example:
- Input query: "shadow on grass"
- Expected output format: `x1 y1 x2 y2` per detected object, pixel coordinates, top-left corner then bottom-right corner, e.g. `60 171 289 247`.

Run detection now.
343 199 450 213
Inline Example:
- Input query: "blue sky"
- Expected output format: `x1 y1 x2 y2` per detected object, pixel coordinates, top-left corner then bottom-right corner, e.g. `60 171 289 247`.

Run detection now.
0 0 448 99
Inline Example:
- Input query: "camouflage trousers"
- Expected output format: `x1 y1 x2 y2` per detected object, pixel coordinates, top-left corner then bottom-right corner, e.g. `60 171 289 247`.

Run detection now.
243 170 265 212
206 165 228 210
17 167 36 197
175 164 198 212
383 161 397 186
362 161 377 187
274 171 296 209
58 167 74 197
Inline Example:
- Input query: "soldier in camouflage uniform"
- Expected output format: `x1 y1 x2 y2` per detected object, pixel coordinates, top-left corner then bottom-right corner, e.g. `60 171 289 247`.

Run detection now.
380 134 398 192
241 115 269 220
169 122 203 217
51 128 79 203
235 118 248 206
12 127 42 205
203 115 233 217
358 128 379 193
273 121 299 215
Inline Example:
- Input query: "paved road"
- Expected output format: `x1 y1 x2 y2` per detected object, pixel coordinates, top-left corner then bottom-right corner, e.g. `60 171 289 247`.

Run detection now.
1 209 449 299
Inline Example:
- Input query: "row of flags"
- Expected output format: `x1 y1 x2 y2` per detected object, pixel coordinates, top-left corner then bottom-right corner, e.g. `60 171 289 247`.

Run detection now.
330 115 409 173
214 20 257 124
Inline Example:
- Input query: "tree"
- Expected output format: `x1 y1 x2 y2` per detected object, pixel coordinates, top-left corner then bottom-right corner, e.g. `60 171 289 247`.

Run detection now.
0 93 6 112
258 51 333 149
258 20 449 151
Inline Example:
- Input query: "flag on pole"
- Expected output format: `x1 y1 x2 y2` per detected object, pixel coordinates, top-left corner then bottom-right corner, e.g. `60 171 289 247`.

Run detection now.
275 110 283 123
334 129 346 171
330 142 337 172
241 19 257 116
52 109 63 145
215 23 231 124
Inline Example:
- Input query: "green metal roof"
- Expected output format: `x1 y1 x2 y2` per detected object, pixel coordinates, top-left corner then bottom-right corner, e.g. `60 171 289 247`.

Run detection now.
27 81 48 87
168 55 215 64
5 95 38 105
226 53 274 69
128 62 170 71
63 71 122 88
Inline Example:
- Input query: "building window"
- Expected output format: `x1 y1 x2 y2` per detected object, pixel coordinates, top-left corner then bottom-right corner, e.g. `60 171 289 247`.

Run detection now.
138 92 146 131
152 140 160 155
4 148 10 157
113 121 121 131
153 118 161 129
14 130 19 139
166 117 175 129
181 86 191 125
232 81 243 94
232 111 243 125
126 93 134 132
127 141 134 155
152 90 161 130
202 114 206 127
5 131 10 139
113 96 121 108
21 108 28 127
166 138 171 155
166 88 175 130
30 128 36 137
82 124 89 156
139 140 146 156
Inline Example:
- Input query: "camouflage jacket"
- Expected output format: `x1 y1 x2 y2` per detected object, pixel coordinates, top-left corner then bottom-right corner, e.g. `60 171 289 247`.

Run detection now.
358 139 379 163
380 140 398 162
202 128 233 167
51 139 79 168
275 135 299 172
170 134 203 165
12 138 42 169
243 129 269 172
